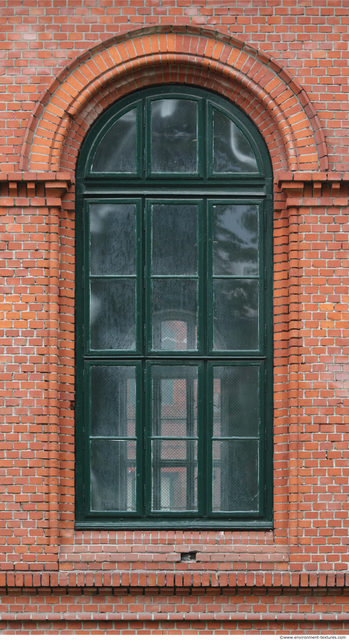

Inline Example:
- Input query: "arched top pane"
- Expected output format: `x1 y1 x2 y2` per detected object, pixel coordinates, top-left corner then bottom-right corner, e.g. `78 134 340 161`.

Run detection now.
212 109 258 174
80 86 271 180
151 99 198 174
92 107 138 174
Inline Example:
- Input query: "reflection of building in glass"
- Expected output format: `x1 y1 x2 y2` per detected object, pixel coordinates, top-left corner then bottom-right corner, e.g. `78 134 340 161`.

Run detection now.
161 321 188 351
152 369 198 512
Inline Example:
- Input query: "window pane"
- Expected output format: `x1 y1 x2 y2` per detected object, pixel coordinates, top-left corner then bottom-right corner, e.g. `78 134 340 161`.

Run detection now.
152 366 197 437
152 203 198 275
151 365 198 512
152 279 197 350
151 99 197 173
161 378 174 405
151 442 198 511
91 440 136 511
213 109 258 173
213 366 259 437
213 279 259 351
90 203 137 275
92 108 137 173
90 279 136 350
90 366 136 437
213 204 259 276
212 440 259 512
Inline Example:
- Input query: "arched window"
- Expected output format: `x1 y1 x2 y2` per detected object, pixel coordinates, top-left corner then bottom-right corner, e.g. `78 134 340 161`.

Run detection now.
75 86 273 529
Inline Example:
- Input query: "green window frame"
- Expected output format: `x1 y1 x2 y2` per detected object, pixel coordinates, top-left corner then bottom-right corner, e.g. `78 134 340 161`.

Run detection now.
75 86 273 529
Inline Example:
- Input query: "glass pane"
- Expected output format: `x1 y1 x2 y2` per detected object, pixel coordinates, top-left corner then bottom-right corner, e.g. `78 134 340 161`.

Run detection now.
152 279 197 350
90 279 136 350
159 320 194 351
151 441 197 511
90 366 136 437
212 440 259 512
90 203 136 275
91 440 137 511
151 99 197 173
92 108 137 173
161 378 174 405
213 204 259 276
213 366 259 437
152 203 198 275
213 109 258 173
152 365 197 437
213 279 258 351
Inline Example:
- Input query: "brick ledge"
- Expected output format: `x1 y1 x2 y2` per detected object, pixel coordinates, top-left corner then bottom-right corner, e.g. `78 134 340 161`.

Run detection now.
0 171 74 182
1 571 349 591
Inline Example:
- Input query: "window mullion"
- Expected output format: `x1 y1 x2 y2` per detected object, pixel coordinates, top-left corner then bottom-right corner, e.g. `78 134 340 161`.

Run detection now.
141 196 147 516
186 374 195 511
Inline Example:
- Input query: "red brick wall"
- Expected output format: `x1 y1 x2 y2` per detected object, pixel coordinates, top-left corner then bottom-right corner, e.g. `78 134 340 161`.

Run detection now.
2 620 349 635
1 1 348 172
1 587 349 634
1 0 349 633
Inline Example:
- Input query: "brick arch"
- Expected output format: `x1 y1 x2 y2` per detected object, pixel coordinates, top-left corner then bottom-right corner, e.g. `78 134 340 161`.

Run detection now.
20 26 328 174
61 65 289 175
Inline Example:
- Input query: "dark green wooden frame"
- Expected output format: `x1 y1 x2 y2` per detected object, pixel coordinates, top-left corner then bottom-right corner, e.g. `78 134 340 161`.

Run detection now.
75 85 273 529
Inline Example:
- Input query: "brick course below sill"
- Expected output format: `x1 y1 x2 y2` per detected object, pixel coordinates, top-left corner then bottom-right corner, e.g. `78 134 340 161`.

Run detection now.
0 571 348 591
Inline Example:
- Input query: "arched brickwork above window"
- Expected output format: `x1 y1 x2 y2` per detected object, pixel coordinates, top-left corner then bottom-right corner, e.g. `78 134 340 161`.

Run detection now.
20 26 328 175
